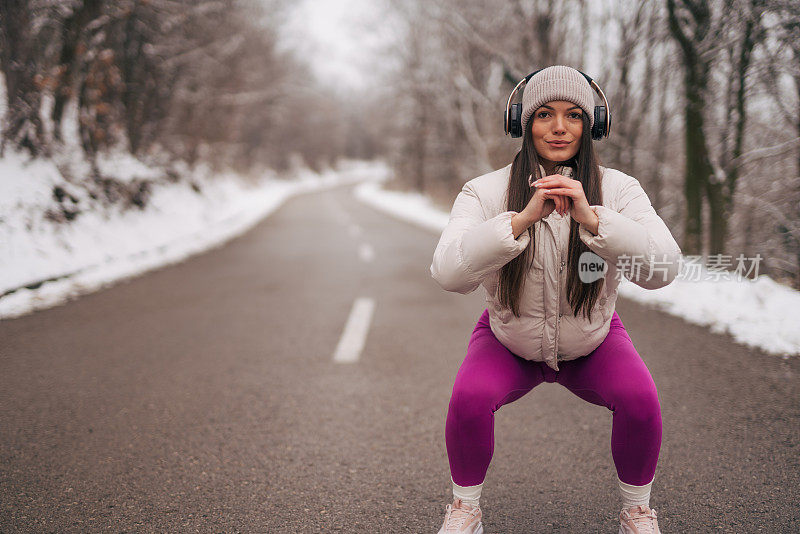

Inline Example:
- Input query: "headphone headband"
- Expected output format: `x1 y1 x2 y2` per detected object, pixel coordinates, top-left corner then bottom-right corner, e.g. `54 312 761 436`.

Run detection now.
503 68 612 141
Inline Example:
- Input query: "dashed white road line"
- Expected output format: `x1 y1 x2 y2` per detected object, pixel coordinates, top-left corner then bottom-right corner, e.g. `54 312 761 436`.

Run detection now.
333 297 375 363
359 243 374 263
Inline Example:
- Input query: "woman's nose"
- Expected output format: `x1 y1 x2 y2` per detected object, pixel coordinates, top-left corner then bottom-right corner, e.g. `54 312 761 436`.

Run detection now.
553 116 566 133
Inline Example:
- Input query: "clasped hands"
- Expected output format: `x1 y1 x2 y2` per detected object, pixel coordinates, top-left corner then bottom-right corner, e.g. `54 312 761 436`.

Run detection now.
532 174 599 234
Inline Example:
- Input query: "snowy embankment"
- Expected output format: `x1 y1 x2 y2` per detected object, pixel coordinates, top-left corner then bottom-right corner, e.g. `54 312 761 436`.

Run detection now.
2 151 797 359
0 149 389 319
352 181 800 359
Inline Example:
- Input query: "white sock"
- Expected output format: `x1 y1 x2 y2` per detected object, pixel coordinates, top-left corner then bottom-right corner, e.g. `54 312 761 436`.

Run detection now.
451 475 482 507
618 475 653 509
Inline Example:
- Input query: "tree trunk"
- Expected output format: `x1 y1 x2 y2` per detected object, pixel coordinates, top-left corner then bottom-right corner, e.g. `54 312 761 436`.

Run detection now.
51 0 103 141
121 2 146 155
0 0 47 157
796 73 800 289
681 62 712 256
667 0 714 257
708 12 757 256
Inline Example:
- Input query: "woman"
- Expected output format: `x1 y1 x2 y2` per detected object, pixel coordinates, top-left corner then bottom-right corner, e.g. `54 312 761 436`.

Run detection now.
430 66 682 533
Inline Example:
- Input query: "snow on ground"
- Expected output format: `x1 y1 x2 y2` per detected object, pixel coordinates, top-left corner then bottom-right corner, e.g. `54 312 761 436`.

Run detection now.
2 151 798 359
353 180 800 359
0 149 389 319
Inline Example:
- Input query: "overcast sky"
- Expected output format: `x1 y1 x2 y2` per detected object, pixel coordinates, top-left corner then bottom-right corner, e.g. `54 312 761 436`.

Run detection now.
278 0 390 95
276 0 617 97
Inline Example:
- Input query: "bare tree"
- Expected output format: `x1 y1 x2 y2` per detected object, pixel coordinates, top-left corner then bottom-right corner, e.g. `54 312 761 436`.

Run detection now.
50 0 103 142
0 0 342 174
0 0 49 156
706 1 766 258
666 0 725 256
743 0 800 286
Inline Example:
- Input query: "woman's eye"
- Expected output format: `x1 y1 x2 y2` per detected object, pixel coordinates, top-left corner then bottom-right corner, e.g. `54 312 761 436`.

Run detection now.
537 111 581 119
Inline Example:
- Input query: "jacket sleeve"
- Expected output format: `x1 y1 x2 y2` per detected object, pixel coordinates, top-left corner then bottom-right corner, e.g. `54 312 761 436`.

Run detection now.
430 181 531 294
577 175 682 290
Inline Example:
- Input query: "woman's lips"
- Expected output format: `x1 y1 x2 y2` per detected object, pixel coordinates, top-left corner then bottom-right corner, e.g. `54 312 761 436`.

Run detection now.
547 141 570 148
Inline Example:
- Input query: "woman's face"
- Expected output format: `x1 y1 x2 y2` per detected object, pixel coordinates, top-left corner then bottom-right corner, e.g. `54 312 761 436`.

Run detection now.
530 100 583 170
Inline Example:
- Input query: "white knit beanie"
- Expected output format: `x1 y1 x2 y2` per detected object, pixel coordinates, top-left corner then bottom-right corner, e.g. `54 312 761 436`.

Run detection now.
520 65 595 135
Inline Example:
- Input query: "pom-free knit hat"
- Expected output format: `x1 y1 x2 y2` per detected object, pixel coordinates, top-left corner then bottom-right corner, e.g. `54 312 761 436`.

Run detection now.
520 65 595 135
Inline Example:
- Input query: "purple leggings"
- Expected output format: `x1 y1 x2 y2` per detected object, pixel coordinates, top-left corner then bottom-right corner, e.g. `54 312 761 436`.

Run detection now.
446 308 661 487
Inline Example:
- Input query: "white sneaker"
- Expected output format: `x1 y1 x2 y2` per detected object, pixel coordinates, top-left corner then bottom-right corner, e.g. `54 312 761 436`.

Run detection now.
619 504 661 534
437 498 483 533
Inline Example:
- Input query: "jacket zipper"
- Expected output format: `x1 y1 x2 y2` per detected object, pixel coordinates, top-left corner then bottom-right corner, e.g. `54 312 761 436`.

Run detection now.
557 255 564 361
555 216 567 361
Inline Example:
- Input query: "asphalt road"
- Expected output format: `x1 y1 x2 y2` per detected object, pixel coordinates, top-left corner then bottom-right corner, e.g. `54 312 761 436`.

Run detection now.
1 182 798 533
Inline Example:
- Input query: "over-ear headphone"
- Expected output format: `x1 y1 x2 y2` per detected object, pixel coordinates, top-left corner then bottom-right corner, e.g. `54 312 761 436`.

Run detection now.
504 68 612 141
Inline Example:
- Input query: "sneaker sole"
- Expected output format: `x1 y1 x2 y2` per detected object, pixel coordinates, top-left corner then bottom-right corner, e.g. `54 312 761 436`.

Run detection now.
436 521 484 534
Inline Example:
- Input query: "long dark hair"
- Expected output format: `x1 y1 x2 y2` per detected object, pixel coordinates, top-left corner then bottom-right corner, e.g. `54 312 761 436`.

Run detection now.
499 111 605 321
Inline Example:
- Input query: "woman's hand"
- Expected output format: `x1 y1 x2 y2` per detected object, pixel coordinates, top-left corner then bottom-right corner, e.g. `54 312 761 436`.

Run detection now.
521 180 558 224
531 174 599 230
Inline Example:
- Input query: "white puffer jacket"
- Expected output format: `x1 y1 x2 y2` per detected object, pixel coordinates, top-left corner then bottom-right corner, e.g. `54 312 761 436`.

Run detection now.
430 162 682 371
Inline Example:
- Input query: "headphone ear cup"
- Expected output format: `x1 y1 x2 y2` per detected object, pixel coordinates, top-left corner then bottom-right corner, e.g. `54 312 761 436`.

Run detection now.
510 102 523 138
592 106 607 140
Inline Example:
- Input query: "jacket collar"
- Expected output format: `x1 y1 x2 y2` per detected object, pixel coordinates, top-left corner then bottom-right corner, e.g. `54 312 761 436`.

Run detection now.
540 162 574 179
528 162 575 186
